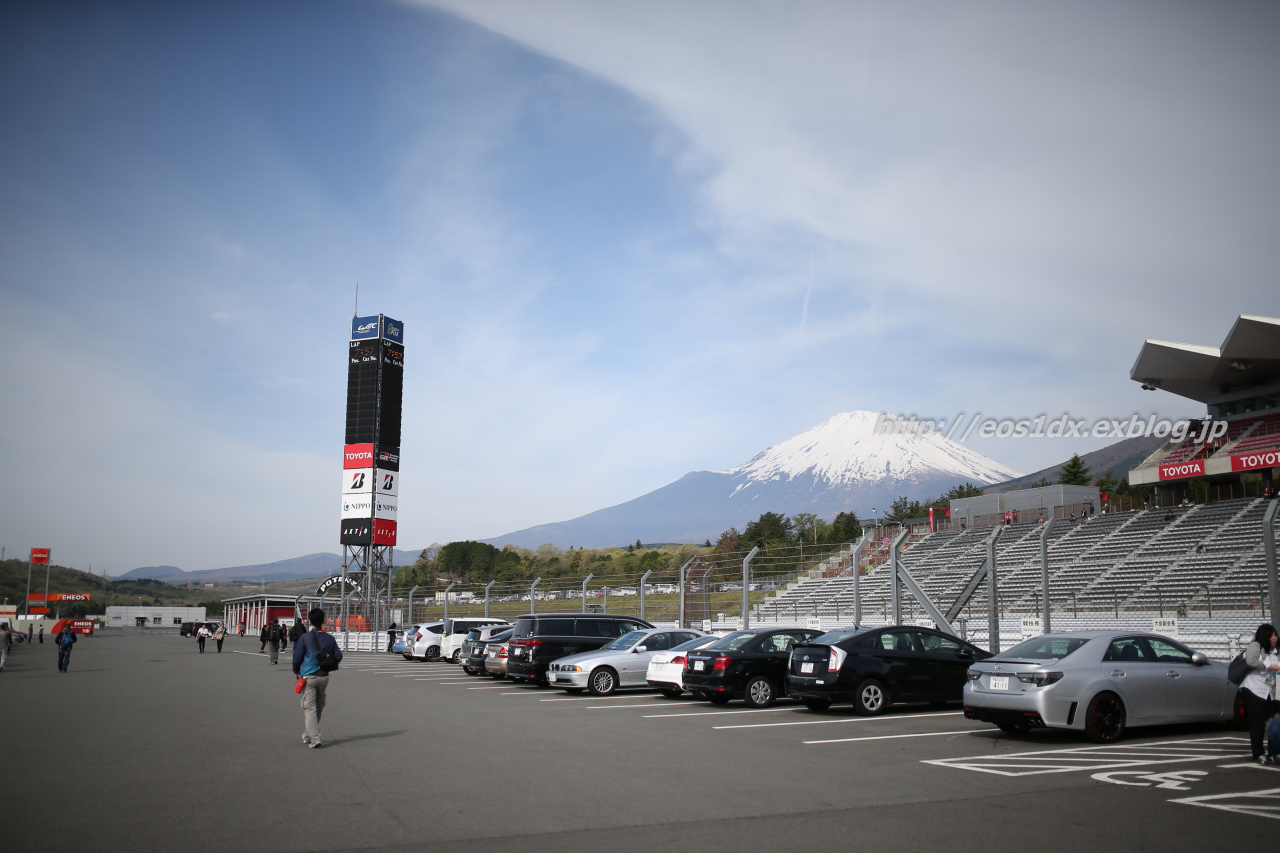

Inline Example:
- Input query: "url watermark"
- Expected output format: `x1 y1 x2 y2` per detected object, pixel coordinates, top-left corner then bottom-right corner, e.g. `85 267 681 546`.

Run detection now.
874 413 1227 444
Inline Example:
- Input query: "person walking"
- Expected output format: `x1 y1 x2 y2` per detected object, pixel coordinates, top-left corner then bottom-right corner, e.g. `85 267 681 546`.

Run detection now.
214 624 227 653
267 619 282 665
0 622 11 672
196 624 209 653
288 618 306 646
293 608 343 749
386 622 398 654
28 625 33 645
56 624 76 673
1241 623 1280 764
260 623 269 653
280 622 288 652
38 625 44 644
239 621 245 637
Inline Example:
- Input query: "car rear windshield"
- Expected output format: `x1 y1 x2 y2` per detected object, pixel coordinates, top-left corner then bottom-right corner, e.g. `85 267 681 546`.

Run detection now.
426 624 443 634
997 636 1091 661
813 629 868 645
671 636 717 652
707 631 759 651
512 618 537 639
601 631 649 651
465 630 481 641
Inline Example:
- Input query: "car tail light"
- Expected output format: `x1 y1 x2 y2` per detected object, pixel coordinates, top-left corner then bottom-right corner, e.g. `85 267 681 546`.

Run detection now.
498 647 508 658
1017 671 1063 686
415 632 422 641
828 646 846 672
712 655 731 671
671 655 687 667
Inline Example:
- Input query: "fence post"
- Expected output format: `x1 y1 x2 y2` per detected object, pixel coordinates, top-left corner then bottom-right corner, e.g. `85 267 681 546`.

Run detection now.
1040 518 1058 634
530 577 541 614
890 528 910 624
581 574 594 612
640 569 653 623
1265 501 1279 628
443 582 454 621
742 546 760 629
678 558 694 628
407 585 419 627
485 580 495 618
851 535 869 628
986 525 1004 653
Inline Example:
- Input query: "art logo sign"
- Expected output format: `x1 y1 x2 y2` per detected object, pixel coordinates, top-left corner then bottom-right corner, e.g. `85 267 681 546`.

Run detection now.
340 519 371 545
373 519 397 546
1159 460 1204 480
1232 451 1280 472
343 443 374 469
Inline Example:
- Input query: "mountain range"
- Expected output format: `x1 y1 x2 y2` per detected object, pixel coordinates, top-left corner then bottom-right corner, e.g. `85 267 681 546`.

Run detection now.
483 411 1023 549
116 549 422 584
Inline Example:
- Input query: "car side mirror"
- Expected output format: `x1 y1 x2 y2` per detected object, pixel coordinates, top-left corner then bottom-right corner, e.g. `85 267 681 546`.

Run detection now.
1191 652 1209 666
635 646 647 653
957 648 974 659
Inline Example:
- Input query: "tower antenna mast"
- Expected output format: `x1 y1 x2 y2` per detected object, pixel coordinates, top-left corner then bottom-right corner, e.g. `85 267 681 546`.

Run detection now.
354 282 359 317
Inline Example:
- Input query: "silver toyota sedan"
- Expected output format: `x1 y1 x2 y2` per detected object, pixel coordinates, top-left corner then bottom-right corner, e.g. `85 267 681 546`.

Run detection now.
963 631 1238 743
549 627 706 695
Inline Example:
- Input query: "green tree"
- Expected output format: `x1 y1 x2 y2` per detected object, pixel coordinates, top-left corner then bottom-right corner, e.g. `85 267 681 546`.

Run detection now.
791 512 820 544
714 528 740 553
742 512 793 547
1057 453 1092 486
828 511 862 542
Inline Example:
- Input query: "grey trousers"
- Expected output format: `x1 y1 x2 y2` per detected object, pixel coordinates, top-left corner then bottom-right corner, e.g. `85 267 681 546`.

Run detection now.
301 674 329 742
269 640 280 663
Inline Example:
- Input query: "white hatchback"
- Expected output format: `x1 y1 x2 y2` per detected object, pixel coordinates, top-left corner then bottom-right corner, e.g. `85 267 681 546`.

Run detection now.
407 622 445 661
646 634 723 697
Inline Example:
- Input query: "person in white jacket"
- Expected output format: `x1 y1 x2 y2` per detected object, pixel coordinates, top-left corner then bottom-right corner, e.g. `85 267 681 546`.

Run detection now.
1241 623 1280 764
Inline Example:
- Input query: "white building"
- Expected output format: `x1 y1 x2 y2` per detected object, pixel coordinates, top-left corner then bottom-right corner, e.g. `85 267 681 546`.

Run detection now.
105 605 207 629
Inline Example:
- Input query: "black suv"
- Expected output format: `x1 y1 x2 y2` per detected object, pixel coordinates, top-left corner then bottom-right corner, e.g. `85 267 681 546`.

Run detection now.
683 627 824 707
506 613 653 685
786 625 991 714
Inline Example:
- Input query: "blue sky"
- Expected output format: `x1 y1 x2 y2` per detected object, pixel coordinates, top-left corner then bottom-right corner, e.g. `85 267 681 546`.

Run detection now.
2 0 1278 573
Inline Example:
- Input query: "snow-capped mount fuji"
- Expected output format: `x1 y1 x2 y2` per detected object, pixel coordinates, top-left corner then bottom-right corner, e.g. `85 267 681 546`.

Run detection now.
484 410 1023 549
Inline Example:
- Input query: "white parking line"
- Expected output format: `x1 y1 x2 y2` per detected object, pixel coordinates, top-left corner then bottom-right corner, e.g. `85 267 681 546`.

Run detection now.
714 711 962 730
541 695 661 703
923 736 1249 777
643 707 802 719
586 703 712 710
466 686 513 690
1169 786 1280 820
806 730 980 745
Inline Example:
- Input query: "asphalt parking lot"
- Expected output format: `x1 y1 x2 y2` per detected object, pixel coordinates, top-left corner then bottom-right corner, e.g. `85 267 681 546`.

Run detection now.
1 631 1275 852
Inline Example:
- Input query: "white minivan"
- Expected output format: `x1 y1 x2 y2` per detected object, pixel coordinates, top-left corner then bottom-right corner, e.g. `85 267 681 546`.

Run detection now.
439 617 509 663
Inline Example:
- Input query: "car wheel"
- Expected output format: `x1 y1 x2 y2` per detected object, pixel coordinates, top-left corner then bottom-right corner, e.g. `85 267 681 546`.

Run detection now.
589 667 619 696
744 676 777 708
707 694 732 705
853 679 889 715
1084 692 1126 743
426 647 440 662
451 649 462 663
803 697 833 712
402 654 413 661
462 665 477 675
659 688 682 699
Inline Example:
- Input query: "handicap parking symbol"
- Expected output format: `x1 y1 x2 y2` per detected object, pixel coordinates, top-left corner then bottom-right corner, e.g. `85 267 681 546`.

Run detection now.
1091 770 1207 791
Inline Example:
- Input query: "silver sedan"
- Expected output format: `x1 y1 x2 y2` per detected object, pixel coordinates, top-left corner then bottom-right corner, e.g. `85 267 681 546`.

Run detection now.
962 631 1238 743
549 628 706 695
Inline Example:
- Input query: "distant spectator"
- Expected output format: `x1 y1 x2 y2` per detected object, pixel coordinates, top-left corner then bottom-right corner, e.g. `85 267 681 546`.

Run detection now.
214 624 227 653
294 608 344 749
38 625 44 644
56 624 76 673
239 621 245 637
267 619 282 665
280 623 288 652
260 624 269 653
0 622 11 672
387 623 398 654
196 624 210 653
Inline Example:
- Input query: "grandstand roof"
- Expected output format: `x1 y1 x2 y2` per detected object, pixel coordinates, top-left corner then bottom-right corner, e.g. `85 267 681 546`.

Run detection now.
1130 314 1280 403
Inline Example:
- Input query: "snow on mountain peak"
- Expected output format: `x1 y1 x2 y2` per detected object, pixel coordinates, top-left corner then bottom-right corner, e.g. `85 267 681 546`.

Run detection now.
720 410 1022 487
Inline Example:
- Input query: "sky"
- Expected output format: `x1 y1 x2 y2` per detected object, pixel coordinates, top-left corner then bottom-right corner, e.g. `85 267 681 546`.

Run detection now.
1 0 1278 574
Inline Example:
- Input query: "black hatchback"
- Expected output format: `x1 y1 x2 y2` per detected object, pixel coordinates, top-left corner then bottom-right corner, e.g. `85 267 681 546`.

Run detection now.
786 625 991 714
506 613 653 685
683 627 824 707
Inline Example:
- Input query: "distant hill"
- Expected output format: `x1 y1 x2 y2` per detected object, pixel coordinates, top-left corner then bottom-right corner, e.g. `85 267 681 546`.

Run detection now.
984 434 1165 493
118 549 423 583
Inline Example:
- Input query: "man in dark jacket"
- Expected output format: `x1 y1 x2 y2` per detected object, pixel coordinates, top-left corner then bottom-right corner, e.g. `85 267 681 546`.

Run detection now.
293 608 343 749
289 619 307 645
56 625 76 672
386 623 398 653
267 619 282 664
259 624 269 653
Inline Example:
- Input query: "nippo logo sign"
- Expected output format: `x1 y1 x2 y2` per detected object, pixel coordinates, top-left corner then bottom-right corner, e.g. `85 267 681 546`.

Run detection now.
1232 451 1280 472
1159 460 1204 480
343 443 374 469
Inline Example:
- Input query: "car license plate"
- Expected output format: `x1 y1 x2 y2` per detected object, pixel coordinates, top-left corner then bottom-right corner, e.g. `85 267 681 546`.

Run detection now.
989 675 1009 691
694 660 705 671
800 662 814 673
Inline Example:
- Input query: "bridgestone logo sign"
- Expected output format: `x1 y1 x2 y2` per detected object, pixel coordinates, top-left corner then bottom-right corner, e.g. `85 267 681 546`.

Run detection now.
1159 460 1204 480
1232 451 1280 472
316 575 362 596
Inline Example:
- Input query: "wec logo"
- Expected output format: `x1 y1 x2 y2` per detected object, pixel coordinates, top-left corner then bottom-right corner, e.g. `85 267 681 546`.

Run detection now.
355 322 377 333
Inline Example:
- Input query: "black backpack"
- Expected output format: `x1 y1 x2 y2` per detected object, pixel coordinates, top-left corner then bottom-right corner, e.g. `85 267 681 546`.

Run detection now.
268 625 281 642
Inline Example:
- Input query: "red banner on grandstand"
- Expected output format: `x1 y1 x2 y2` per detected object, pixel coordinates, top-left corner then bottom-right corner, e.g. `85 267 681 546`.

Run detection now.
1159 460 1204 480
1232 451 1280 472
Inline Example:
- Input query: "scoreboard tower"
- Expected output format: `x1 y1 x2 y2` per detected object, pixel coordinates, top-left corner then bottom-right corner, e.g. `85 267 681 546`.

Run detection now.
340 313 404 633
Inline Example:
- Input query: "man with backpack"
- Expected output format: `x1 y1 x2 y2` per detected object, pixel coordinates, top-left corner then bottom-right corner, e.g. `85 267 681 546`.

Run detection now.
56 624 76 673
267 619 282 665
288 618 307 646
293 608 343 749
